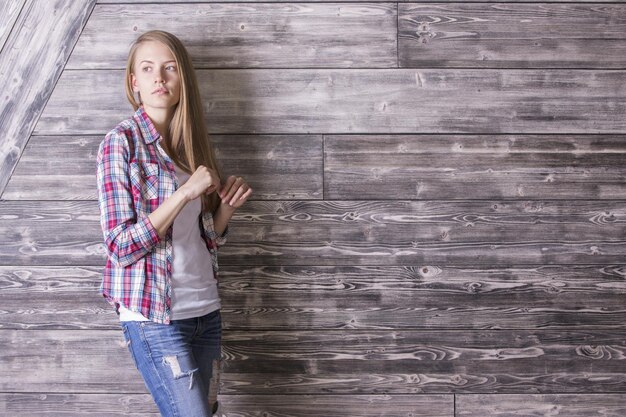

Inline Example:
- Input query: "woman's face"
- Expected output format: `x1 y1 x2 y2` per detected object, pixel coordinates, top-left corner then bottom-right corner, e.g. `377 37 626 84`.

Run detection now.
130 40 181 112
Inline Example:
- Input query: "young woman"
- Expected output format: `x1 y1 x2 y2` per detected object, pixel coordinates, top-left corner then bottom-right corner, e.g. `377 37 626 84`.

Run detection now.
96 30 252 416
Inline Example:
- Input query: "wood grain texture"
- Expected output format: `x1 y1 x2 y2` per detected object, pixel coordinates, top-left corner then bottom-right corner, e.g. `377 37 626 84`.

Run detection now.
5 0 626 412
457 394 626 417
0 393 453 417
2 264 624 330
2 329 624 394
215 394 454 417
0 0 95 198
0 393 161 416
219 264 626 330
0 0 25 55
325 134 626 200
2 134 322 200
34 69 626 135
1 200 624 266
399 4 626 69
96 0 626 3
66 3 397 69
0 266 113 330
223 200 626 266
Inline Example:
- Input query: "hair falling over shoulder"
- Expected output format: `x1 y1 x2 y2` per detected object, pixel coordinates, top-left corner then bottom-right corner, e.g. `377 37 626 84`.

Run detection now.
124 30 222 214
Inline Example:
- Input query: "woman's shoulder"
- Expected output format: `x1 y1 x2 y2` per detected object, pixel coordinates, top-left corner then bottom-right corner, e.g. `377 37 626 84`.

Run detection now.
98 113 141 158
105 113 141 141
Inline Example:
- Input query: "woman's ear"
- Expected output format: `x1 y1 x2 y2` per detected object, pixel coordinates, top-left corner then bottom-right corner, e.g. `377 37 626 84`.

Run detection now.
130 74 139 92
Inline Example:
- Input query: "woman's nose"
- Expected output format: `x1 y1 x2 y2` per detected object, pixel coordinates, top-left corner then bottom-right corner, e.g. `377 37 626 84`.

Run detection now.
154 70 165 83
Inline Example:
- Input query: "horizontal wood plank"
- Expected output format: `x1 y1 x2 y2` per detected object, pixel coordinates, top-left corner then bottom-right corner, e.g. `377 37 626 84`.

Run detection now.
2 329 624 394
457 394 626 417
96 0 626 3
0 0 95 198
66 3 396 69
34 69 626 135
2 265 624 330
325 134 626 199
1 200 625 266
219 264 626 330
2 134 322 200
0 266 114 330
399 4 626 69
0 393 453 417
0 393 160 416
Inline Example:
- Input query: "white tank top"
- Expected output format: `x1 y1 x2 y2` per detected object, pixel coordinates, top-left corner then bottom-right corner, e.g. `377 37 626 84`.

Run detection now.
119 163 220 321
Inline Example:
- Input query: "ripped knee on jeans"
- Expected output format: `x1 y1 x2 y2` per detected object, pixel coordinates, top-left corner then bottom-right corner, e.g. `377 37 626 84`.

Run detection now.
163 355 199 391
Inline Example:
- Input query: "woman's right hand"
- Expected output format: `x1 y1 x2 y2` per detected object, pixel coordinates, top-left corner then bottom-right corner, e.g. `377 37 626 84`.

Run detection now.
180 165 220 201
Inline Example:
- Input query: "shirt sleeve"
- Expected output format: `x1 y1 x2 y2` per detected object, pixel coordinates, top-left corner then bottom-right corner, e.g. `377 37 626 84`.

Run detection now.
96 131 160 267
200 210 228 249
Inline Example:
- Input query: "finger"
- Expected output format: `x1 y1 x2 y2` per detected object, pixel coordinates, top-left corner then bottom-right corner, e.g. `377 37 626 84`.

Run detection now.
226 186 247 206
230 187 253 207
235 188 253 205
223 177 244 202
219 176 236 198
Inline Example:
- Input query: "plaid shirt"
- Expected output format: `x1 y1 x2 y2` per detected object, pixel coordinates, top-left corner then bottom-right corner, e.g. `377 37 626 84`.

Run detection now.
96 105 228 324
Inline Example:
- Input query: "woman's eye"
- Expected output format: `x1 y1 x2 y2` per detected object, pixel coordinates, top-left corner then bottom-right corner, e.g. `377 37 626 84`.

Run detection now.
142 67 151 72
167 66 176 71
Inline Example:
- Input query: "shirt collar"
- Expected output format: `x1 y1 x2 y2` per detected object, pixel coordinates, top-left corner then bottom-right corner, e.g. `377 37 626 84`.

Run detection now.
134 104 161 145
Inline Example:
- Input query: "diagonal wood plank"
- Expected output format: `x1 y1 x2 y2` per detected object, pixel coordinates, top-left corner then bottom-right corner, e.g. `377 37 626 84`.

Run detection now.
0 0 96 199
34 69 626 135
0 0 26 55
67 3 397 69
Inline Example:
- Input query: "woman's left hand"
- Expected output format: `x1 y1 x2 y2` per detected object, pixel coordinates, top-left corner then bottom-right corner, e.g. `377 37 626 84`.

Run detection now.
218 175 253 209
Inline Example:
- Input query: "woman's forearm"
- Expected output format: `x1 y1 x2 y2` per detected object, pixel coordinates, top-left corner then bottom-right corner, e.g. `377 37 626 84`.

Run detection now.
213 202 236 236
148 188 192 239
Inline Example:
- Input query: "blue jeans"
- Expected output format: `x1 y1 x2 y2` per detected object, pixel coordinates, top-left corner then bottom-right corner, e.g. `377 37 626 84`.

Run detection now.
121 309 222 417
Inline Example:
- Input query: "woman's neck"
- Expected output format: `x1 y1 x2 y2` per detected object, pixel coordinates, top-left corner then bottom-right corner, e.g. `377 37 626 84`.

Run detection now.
143 104 173 142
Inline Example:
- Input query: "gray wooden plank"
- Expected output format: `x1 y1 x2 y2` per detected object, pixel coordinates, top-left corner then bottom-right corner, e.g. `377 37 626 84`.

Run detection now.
7 134 626 201
0 393 453 417
2 134 322 200
457 394 626 417
66 3 396 70
0 266 113 330
324 135 626 200
1 200 625 266
2 329 624 394
2 265 624 330
96 0 626 3
218 394 453 416
219 264 626 330
399 4 626 69
0 0 96 198
34 69 626 135
0 393 160 416
0 0 25 55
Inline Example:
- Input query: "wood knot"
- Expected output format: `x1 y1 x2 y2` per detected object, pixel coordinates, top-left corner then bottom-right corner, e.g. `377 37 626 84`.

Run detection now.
416 22 436 44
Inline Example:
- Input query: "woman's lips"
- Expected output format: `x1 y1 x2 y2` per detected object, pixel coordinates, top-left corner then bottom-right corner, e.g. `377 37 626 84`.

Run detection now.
153 88 168 94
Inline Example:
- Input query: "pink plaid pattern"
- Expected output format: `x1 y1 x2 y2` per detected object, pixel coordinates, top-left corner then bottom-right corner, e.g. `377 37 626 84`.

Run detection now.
96 105 227 324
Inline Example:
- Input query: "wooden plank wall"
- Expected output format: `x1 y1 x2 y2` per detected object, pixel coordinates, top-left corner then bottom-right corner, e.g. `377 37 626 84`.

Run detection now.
1 0 625 416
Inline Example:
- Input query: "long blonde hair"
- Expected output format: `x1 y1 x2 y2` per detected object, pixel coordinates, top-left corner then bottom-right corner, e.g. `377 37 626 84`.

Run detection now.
125 30 221 214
